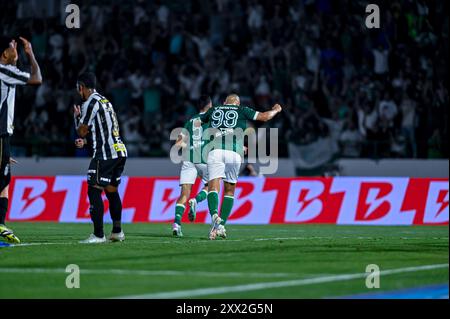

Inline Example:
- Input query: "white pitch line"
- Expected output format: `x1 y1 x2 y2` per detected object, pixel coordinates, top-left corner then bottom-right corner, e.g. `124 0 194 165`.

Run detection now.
1 237 338 247
6 235 448 247
11 242 77 247
213 236 448 242
0 268 296 279
117 263 449 299
253 237 333 241
10 240 190 247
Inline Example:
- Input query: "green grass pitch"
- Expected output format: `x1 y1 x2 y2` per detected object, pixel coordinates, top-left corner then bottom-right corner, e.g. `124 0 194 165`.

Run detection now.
0 222 448 299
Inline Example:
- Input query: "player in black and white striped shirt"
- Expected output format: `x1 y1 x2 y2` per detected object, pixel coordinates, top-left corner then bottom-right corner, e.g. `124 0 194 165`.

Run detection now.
0 36 42 244
74 72 128 244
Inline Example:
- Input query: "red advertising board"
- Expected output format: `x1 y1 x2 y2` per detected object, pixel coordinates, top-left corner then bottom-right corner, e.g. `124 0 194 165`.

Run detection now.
6 176 449 225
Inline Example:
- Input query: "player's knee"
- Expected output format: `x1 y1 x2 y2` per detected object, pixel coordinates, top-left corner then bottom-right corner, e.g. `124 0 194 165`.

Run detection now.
208 179 220 192
88 185 103 199
208 186 219 193
105 185 118 193
181 185 191 196
105 189 119 200
223 182 236 196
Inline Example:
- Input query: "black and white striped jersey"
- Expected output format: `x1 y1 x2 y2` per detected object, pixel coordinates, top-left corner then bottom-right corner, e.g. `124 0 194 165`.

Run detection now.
78 91 128 160
0 64 30 136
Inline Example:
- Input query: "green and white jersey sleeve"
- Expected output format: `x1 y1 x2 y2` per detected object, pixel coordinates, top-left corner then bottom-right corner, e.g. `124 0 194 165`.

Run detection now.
182 113 208 164
241 106 259 121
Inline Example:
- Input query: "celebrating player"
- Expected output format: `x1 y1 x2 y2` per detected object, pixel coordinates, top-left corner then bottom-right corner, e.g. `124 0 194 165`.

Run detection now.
172 95 212 237
200 94 282 240
74 72 128 244
0 36 42 244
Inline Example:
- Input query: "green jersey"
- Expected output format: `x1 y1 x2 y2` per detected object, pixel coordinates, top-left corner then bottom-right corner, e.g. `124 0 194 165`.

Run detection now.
182 113 209 164
200 104 259 154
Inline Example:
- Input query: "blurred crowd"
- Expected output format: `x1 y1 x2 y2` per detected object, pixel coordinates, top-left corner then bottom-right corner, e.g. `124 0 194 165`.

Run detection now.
1 0 448 159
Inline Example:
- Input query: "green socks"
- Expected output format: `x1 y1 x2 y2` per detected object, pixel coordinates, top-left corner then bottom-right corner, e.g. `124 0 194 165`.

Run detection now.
175 190 207 225
207 191 219 216
195 189 208 203
207 192 234 223
220 196 234 225
174 204 185 225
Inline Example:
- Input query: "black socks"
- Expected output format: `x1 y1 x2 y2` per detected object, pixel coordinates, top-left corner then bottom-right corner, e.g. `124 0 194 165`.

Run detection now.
87 186 104 238
0 197 8 225
106 191 122 233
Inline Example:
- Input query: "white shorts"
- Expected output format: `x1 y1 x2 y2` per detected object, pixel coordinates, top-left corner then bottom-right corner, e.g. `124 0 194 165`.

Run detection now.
179 161 208 185
207 149 242 184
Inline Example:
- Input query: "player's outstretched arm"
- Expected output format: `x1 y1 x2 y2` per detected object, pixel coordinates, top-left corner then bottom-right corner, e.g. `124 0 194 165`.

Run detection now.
19 37 42 85
256 104 282 122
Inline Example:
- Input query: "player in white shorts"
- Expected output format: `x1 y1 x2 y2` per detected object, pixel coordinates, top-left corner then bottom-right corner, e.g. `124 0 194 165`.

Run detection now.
172 96 212 237
207 149 242 185
200 94 282 240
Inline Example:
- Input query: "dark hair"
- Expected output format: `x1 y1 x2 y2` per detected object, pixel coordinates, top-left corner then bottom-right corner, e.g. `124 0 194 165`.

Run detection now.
198 95 211 109
77 72 97 89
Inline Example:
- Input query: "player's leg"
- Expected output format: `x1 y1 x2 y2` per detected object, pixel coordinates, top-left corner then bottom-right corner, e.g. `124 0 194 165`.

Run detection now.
188 163 209 222
194 186 208 204
105 157 127 242
0 137 20 244
0 186 20 244
216 151 242 239
221 182 236 222
173 184 192 237
207 178 220 217
207 150 226 240
189 185 207 222
0 186 8 226
105 185 124 242
80 159 108 244
173 161 196 236
81 184 106 243
207 177 223 239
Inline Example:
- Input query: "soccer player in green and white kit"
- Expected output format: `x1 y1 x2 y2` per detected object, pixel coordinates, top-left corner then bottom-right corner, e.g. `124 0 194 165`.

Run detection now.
200 94 282 240
172 96 212 237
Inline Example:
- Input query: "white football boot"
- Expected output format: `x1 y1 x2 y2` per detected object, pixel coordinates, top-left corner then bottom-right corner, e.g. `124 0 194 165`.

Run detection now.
79 234 107 244
172 223 183 237
109 231 125 242
216 224 227 239
208 214 223 240
188 199 197 222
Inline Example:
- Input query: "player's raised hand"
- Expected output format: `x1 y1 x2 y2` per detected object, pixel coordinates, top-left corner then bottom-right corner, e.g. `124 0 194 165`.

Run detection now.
272 104 282 113
9 157 18 165
73 105 81 118
9 39 17 50
19 37 33 56
7 39 18 64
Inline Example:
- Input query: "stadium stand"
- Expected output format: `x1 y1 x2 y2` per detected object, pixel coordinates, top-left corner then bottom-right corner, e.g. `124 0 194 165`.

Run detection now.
1 0 448 160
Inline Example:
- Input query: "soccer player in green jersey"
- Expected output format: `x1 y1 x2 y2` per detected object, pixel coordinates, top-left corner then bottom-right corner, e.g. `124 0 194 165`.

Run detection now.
172 96 212 237
200 94 282 240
